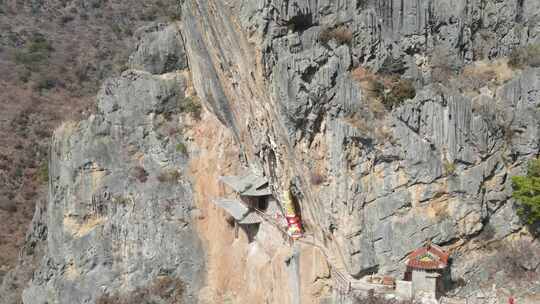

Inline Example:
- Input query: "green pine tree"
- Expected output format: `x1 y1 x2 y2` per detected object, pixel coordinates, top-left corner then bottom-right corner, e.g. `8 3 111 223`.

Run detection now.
511 158 540 228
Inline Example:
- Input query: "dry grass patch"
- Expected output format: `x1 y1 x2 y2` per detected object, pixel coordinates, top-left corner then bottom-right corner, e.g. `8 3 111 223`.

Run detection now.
430 48 515 95
458 59 514 94
351 67 386 117
345 67 410 141
352 67 415 111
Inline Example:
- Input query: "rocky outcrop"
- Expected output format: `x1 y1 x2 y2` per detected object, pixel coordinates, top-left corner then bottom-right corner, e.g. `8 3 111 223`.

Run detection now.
241 0 539 73
129 23 188 74
20 68 205 304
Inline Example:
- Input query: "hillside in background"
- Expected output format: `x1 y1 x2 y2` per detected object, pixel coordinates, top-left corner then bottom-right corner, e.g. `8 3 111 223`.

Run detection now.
0 0 179 287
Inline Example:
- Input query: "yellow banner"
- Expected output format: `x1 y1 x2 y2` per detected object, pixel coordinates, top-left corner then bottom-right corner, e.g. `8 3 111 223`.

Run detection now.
282 189 297 217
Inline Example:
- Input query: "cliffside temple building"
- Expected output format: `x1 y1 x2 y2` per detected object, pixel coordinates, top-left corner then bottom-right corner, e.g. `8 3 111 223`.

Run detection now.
400 243 450 300
211 174 283 241
211 174 305 241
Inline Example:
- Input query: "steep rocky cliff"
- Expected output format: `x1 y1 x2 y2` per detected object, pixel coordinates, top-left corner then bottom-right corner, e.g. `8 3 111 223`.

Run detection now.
3 1 540 303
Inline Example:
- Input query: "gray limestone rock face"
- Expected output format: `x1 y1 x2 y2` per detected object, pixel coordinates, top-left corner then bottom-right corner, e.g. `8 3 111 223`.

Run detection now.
321 68 540 278
231 0 540 281
129 23 188 75
241 0 539 73
236 0 540 141
21 70 205 304
180 0 540 295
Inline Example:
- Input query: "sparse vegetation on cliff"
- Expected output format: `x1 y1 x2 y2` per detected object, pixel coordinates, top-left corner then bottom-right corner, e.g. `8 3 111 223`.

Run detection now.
36 161 49 184
132 166 148 183
97 276 185 304
380 79 416 110
158 169 181 183
512 158 540 230
431 49 514 94
352 67 416 110
444 160 457 177
179 96 202 119
13 33 54 69
320 25 353 45
508 44 540 69
176 142 188 155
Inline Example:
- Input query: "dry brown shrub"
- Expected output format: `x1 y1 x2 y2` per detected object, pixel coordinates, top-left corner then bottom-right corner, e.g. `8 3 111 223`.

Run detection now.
382 79 415 109
150 276 185 301
96 276 186 304
132 166 148 183
320 25 353 45
352 67 415 110
310 171 325 186
157 169 181 183
348 67 409 142
351 67 386 114
430 44 514 94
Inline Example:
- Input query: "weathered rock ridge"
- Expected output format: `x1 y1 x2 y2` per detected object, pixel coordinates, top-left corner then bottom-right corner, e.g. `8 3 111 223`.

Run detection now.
17 36 206 302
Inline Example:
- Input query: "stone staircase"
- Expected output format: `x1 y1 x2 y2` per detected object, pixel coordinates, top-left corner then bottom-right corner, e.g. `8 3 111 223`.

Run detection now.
296 235 374 296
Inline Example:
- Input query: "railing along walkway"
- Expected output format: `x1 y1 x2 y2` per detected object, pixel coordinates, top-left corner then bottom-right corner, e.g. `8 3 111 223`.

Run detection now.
246 204 376 296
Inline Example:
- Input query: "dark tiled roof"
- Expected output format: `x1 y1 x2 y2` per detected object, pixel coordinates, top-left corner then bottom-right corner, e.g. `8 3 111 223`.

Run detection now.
212 198 262 224
238 211 262 224
406 244 449 270
219 174 271 196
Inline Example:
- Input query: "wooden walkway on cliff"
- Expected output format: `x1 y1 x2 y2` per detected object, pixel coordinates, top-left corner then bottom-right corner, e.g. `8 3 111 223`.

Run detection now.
246 203 388 298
